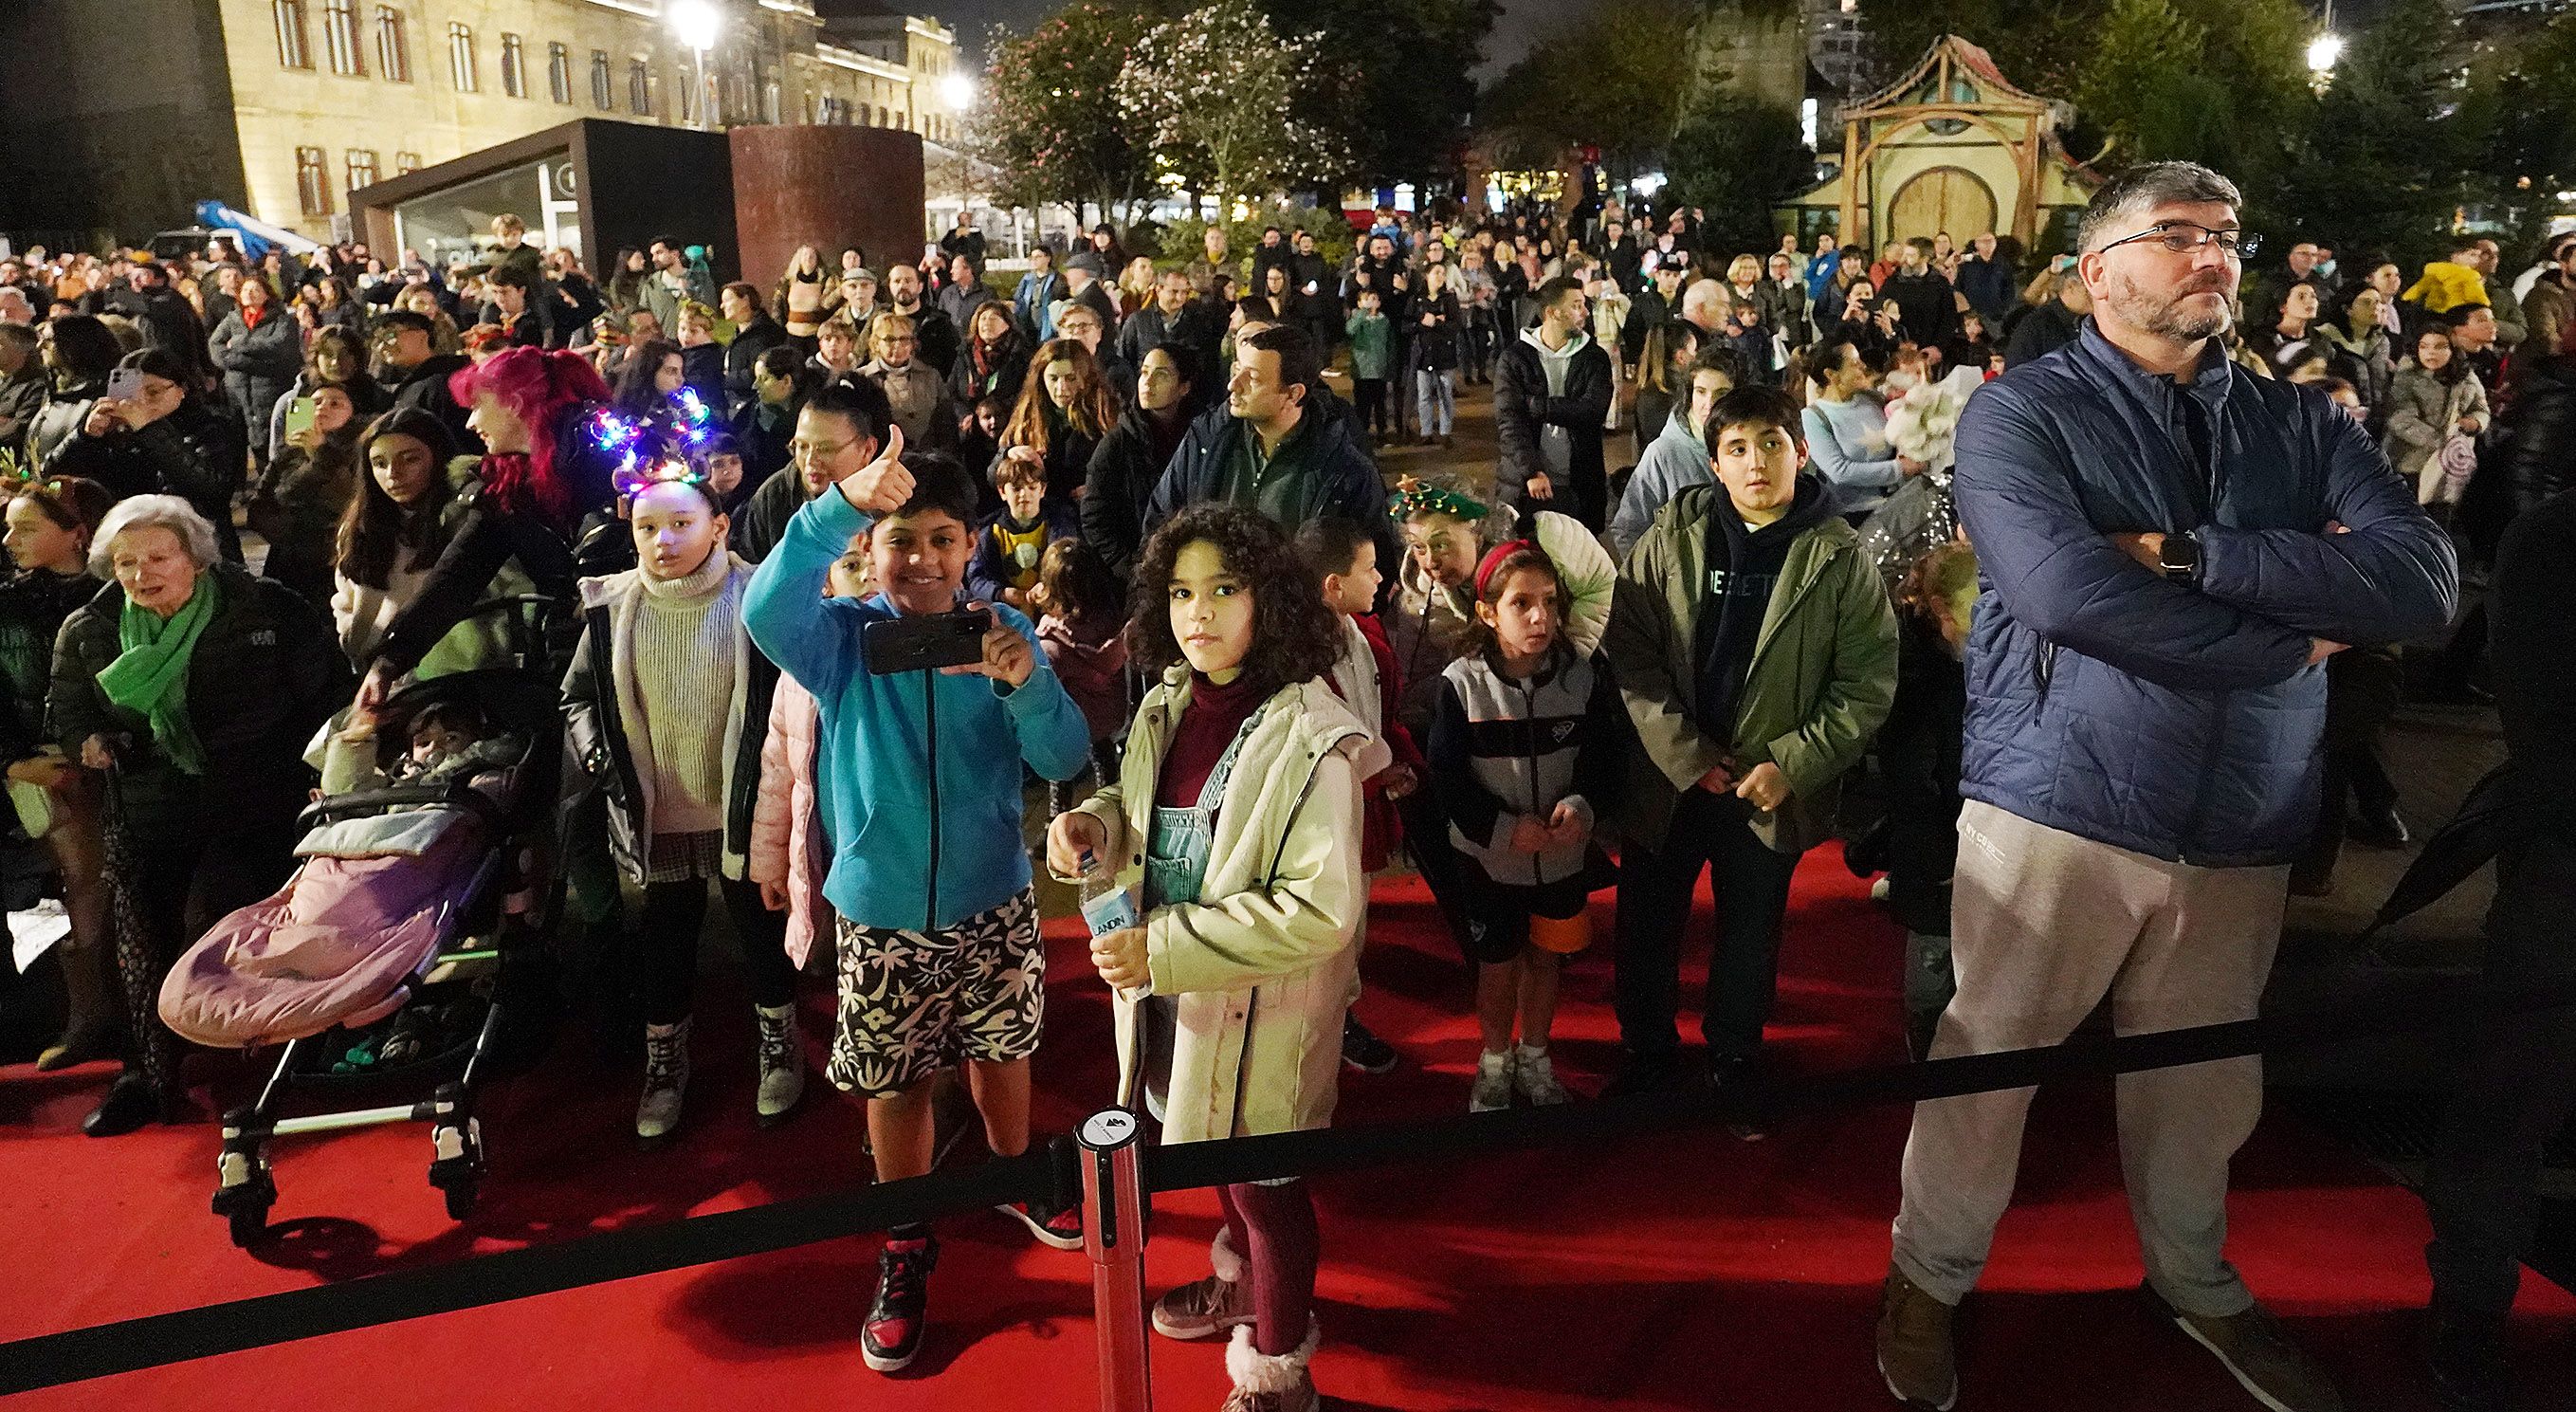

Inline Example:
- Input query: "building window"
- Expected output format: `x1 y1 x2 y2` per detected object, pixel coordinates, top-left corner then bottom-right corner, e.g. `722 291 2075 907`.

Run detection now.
628 58 651 116
274 0 312 68
395 151 421 174
590 49 612 111
374 5 409 80
547 42 571 104
296 145 333 215
346 148 379 192
501 33 524 97
446 21 476 91
323 0 363 74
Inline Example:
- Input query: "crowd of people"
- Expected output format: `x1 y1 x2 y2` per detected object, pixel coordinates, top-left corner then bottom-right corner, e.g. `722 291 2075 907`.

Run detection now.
1 157 2572 1412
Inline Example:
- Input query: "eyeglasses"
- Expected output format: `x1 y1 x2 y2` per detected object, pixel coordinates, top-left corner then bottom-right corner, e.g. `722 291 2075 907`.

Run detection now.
2098 221 2258 260
789 439 857 461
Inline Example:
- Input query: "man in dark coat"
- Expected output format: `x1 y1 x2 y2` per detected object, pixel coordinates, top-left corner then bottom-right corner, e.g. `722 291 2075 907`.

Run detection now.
1141 324 1397 580
111 263 213 389
1880 238 1959 349
373 309 481 454
1495 276 1614 530
1876 160 2457 1412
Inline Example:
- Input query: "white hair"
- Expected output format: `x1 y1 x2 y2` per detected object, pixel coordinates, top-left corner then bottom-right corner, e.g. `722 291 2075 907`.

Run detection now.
91 494 220 579
1680 278 1727 326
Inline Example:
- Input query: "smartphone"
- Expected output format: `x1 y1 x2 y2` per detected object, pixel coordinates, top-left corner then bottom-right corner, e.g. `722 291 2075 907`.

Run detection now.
863 607 993 675
283 395 319 437
104 367 145 403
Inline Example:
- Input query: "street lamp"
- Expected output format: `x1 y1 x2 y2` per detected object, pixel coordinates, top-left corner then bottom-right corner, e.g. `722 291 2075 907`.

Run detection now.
939 72 976 111
669 0 722 128
2306 32 2344 83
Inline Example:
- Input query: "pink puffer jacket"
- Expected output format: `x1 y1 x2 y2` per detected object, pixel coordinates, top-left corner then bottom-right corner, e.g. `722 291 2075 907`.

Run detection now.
748 674 831 967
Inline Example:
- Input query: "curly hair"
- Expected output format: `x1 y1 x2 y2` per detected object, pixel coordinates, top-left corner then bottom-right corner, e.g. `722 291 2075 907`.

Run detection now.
1126 504 1343 700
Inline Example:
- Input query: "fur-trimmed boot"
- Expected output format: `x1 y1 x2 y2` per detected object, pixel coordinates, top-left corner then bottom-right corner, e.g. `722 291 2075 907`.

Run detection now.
1219 1318 1319 1412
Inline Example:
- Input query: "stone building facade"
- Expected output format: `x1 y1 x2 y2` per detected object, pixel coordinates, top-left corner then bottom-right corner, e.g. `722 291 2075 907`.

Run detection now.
0 0 959 245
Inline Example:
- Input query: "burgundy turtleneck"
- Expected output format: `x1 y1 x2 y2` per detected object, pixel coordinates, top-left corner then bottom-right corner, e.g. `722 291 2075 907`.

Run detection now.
1155 671 1267 809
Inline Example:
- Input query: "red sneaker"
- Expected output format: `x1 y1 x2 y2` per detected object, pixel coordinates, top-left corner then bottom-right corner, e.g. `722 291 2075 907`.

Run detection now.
861 1237 938 1372
997 1196 1086 1251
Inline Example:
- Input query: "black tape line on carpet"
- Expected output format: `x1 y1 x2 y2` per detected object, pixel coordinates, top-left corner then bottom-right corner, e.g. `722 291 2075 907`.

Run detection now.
4 973 2566 1394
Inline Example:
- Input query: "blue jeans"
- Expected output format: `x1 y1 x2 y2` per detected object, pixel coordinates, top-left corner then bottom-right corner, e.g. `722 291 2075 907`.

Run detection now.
1415 368 1455 437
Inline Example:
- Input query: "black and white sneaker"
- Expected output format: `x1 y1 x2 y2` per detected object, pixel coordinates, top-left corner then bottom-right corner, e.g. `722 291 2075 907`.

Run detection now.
862 1237 938 1372
997 1195 1086 1251
1341 1015 1398 1074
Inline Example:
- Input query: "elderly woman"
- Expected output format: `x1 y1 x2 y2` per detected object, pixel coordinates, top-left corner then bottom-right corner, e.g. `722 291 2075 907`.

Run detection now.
0 476 119 1070
50 495 346 1136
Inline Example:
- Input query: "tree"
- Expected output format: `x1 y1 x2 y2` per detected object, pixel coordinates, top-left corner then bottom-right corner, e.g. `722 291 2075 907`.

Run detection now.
1481 0 1706 184
2275 0 2475 268
1113 0 1352 216
1663 94 1818 257
2462 9 2576 250
2070 0 2205 163
1257 0 1500 191
967 3 1161 223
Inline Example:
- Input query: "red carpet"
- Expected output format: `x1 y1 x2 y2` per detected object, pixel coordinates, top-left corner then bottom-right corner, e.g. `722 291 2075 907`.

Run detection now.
3 850 2567 1410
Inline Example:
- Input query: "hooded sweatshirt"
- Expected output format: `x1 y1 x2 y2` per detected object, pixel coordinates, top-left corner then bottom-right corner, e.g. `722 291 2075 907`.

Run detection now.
1524 324 1592 486
1696 475 1836 737
1610 406 1711 557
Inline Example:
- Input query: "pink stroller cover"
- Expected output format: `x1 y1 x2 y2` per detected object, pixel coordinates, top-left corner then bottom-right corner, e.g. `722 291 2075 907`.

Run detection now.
158 816 488 1049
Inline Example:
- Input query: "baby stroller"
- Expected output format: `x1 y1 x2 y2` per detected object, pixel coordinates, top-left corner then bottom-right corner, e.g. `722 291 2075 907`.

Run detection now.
158 632 566 1245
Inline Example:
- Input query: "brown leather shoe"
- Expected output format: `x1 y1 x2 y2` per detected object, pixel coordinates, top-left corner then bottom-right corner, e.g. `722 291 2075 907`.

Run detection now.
2148 1284 2345 1412
1876 1266 1959 1409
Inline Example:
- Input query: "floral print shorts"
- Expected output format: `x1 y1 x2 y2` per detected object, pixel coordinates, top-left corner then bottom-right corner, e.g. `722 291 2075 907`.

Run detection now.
827 888 1045 1098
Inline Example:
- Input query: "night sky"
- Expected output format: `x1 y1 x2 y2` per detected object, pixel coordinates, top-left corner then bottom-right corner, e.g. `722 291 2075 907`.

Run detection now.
930 0 1580 77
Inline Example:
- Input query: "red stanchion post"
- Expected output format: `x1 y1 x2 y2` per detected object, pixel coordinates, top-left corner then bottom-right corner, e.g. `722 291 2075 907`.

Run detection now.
1079 1107 1151 1412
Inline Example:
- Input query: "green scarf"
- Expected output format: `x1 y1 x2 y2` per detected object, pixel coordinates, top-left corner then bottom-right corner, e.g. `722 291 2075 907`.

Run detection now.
97 572 220 776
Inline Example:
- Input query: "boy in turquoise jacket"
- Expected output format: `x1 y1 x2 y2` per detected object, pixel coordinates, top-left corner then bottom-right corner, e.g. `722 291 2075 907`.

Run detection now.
744 414 1092 1374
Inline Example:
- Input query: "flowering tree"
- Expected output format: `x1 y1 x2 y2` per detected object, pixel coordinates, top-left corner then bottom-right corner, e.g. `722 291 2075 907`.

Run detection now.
968 2 1157 222
1114 0 1351 218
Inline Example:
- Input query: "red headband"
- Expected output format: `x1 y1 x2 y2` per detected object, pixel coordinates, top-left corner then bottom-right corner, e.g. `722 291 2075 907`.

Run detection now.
1472 539 1541 600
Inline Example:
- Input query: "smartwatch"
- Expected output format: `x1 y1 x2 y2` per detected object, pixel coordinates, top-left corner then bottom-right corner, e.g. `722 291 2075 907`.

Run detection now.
2157 532 2201 583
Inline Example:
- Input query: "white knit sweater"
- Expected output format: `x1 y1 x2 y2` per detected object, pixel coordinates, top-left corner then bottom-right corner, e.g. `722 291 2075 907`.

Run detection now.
633 549 740 836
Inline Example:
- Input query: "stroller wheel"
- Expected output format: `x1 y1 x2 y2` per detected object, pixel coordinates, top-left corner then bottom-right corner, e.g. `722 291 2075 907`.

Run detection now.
440 1170 480 1219
227 1202 273 1248
213 1145 277 1248
429 1116 484 1220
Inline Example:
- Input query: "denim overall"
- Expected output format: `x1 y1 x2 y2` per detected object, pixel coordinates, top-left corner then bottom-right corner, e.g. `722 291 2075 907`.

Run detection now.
1136 713 1260 1125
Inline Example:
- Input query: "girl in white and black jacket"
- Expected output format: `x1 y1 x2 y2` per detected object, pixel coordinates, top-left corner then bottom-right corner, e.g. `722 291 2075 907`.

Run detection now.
1428 540 1618 1114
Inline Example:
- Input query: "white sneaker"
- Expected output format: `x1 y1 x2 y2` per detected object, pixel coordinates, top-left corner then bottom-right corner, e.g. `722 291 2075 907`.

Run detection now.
636 1018 690 1146
1469 1049 1514 1112
1513 1046 1571 1106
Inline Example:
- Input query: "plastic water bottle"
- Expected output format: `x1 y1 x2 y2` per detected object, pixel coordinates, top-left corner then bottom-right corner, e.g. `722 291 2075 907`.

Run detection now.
1077 848 1137 939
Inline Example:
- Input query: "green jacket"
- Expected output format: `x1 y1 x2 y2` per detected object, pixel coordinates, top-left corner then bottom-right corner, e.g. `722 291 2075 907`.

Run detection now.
1609 483 1899 854
1344 312 1392 380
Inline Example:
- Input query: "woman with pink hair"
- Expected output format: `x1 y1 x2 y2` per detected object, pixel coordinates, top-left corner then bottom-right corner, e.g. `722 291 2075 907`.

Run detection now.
353 346 620 710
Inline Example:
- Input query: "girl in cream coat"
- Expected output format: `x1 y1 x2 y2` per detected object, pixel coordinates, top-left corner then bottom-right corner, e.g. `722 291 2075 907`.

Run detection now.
1048 504 1371 1412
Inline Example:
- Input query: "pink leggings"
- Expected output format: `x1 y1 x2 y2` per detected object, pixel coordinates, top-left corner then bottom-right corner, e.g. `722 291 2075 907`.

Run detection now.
1217 1179 1318 1355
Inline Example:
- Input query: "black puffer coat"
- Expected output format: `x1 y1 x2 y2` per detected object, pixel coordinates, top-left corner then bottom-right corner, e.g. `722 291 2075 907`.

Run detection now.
50 563 347 841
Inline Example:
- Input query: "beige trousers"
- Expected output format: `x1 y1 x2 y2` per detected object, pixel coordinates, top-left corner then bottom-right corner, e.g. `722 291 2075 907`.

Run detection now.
1891 800 2290 1317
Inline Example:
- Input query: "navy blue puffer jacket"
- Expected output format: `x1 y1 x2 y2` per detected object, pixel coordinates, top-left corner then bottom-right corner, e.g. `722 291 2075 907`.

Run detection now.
1953 321 2458 867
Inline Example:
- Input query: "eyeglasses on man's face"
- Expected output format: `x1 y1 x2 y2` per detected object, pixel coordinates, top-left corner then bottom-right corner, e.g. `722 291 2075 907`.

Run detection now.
2098 221 2258 260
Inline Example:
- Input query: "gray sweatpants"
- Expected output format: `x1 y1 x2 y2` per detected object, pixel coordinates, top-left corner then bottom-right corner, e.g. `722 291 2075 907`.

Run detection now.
1891 800 2290 1317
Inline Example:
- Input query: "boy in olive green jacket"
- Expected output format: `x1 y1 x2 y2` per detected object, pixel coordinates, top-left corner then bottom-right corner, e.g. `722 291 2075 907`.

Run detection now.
1604 384 1899 1096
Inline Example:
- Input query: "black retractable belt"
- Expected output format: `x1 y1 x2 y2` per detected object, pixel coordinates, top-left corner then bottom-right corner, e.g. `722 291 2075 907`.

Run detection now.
9 972 2573 1395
